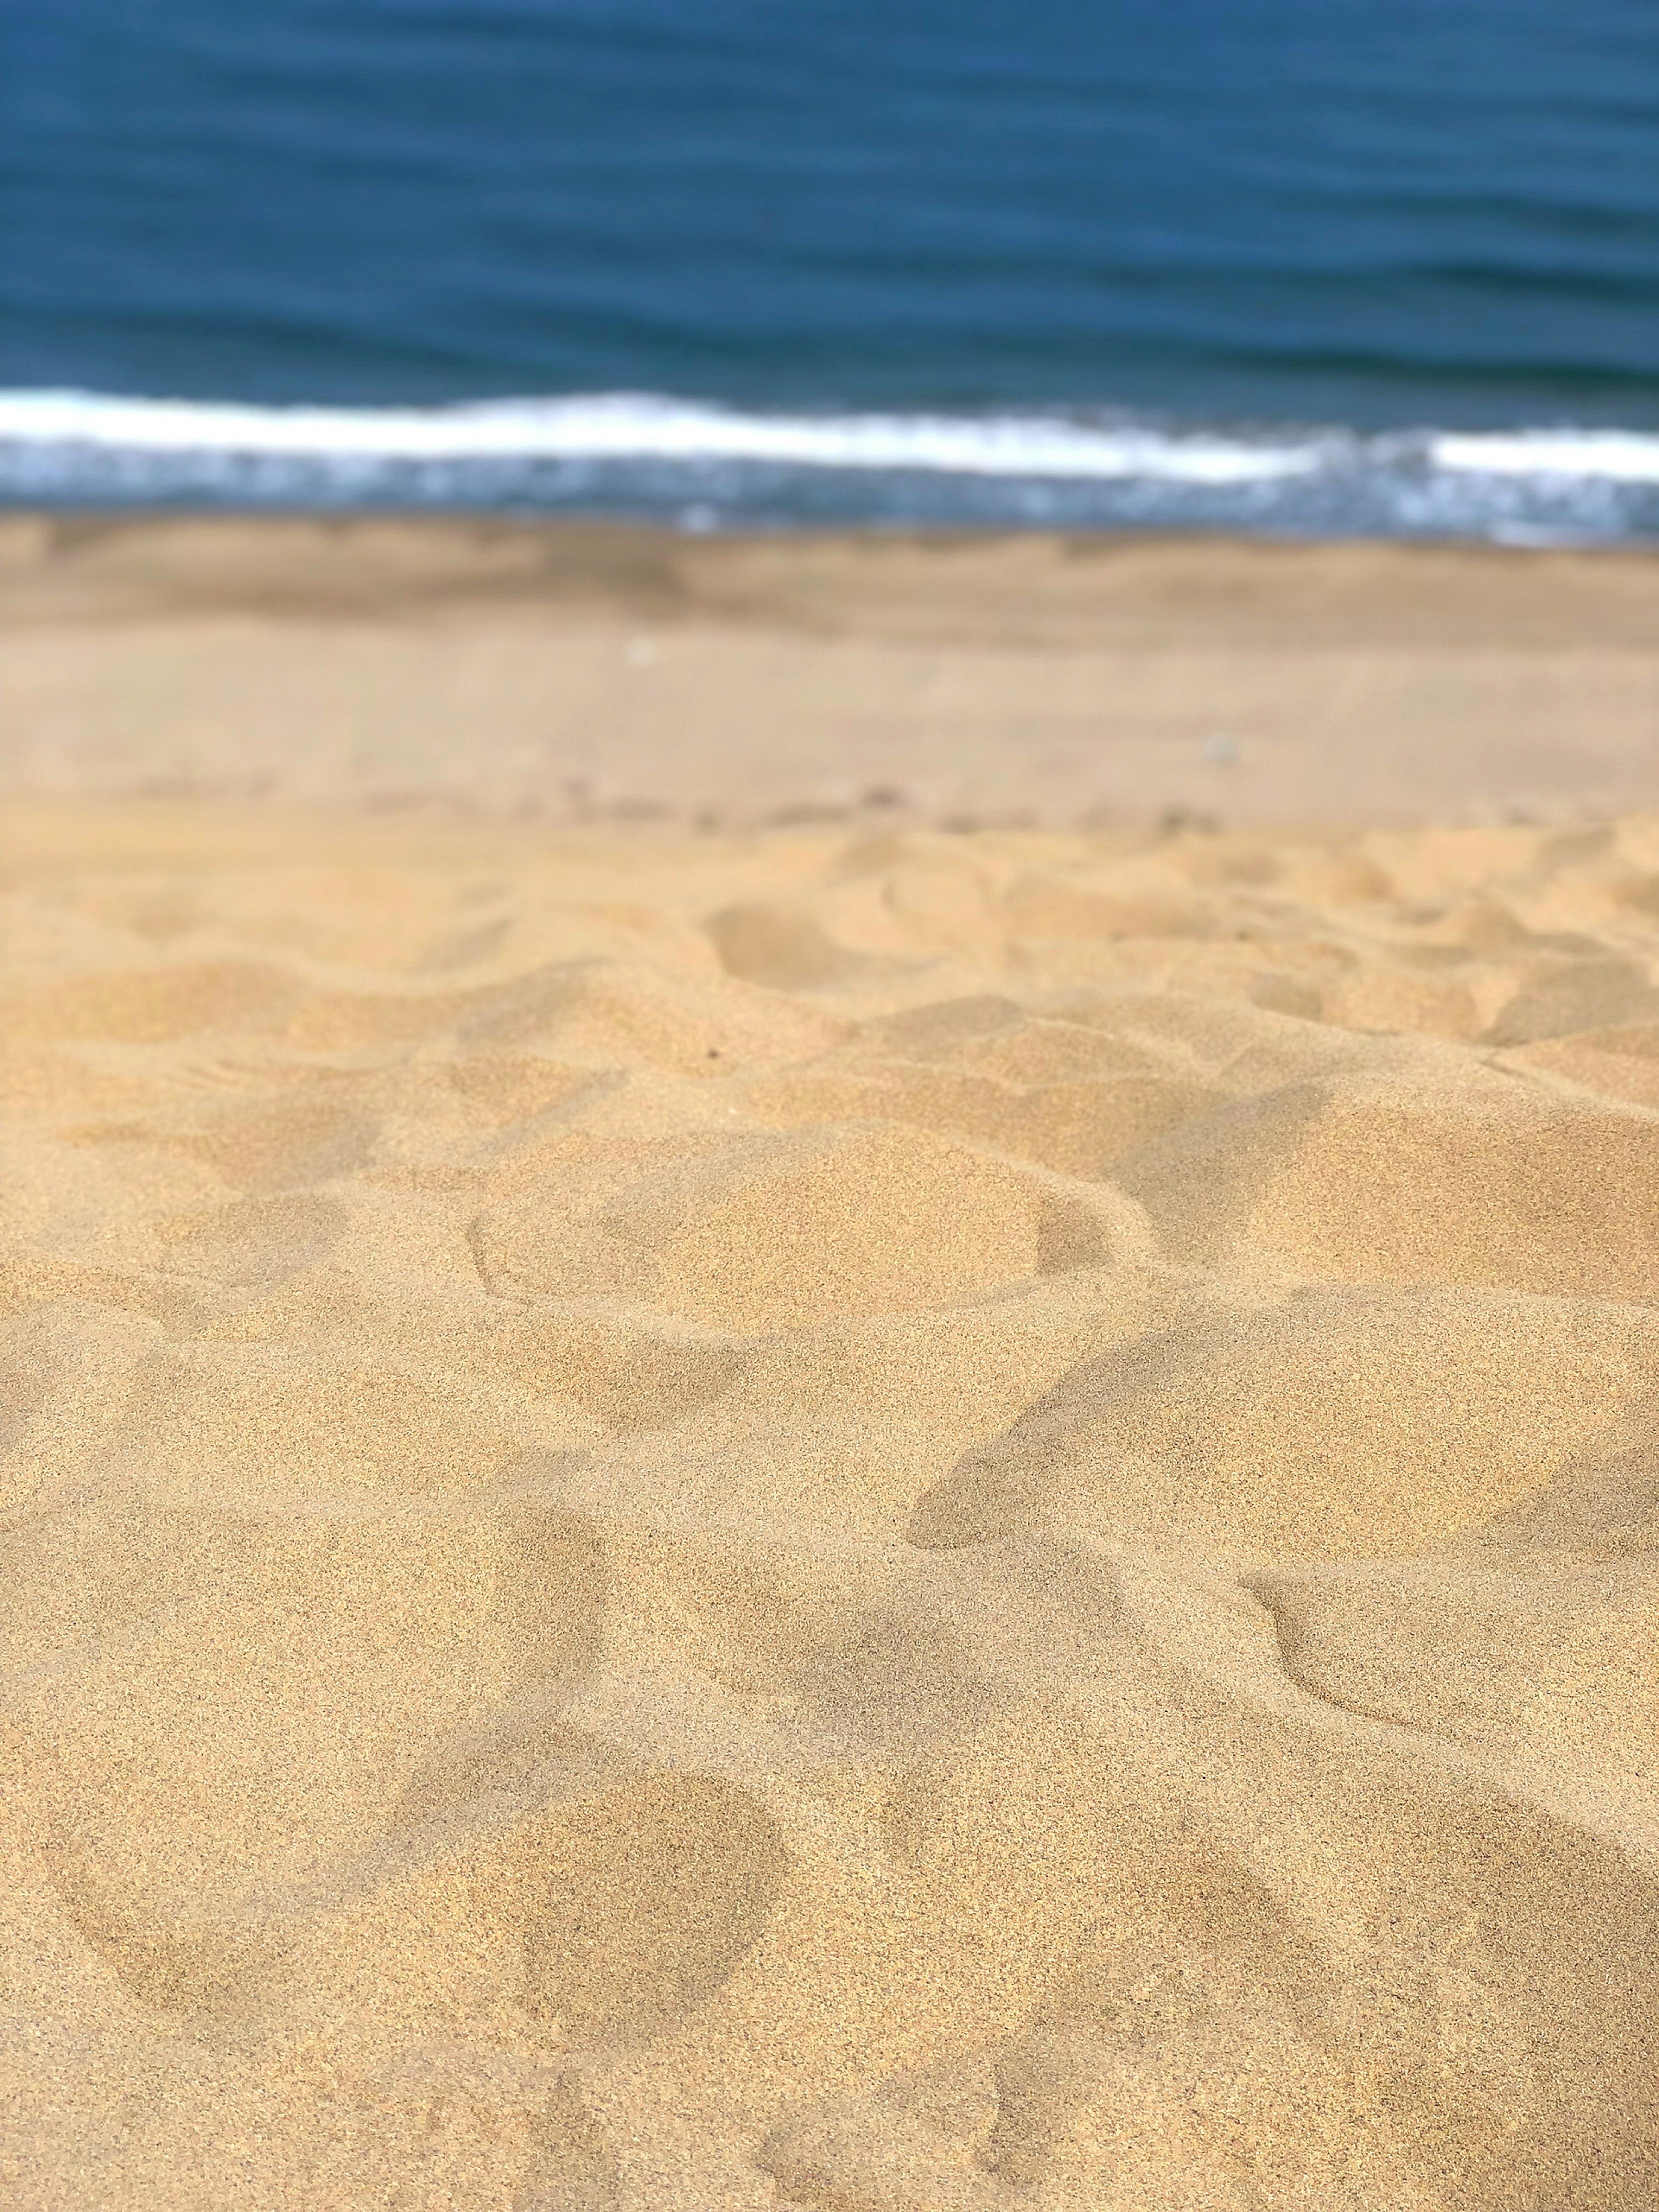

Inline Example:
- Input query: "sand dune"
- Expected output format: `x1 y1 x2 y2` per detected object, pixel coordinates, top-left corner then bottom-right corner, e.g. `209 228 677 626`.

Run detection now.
3 781 1657 2212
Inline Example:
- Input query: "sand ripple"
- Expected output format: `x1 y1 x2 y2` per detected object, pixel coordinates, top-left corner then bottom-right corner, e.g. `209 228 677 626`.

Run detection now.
4 807 1658 2209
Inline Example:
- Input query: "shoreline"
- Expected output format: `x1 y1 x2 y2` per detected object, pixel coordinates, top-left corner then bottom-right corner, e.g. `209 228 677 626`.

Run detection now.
8 508 1659 635
5 511 1658 834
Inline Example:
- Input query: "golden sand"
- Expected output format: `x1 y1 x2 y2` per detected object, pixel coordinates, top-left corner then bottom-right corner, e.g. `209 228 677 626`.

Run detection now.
2 522 1657 2210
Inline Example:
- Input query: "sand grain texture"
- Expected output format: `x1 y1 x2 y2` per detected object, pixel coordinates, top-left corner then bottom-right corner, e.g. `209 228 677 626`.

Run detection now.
4 785 1658 2212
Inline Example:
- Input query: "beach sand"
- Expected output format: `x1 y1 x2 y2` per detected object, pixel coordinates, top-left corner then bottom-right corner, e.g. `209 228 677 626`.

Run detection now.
3 518 1658 2210
7 514 1659 829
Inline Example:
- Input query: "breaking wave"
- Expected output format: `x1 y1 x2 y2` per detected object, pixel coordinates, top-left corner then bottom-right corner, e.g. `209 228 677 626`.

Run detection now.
5 389 1659 539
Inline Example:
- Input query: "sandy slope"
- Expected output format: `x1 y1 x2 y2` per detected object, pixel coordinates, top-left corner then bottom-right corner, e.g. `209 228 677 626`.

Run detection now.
4 783 1658 2211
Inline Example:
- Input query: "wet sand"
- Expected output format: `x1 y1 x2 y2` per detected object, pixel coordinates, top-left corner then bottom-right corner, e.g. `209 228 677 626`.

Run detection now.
5 513 1659 827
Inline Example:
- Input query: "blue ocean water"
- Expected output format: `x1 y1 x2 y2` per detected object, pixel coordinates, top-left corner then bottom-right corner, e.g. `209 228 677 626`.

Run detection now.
3 0 1658 535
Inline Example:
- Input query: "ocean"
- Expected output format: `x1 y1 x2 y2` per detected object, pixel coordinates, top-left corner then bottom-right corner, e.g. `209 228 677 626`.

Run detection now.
3 0 1658 537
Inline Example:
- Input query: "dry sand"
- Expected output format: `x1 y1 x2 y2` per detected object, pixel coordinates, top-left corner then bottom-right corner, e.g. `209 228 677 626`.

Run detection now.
3 519 1658 2210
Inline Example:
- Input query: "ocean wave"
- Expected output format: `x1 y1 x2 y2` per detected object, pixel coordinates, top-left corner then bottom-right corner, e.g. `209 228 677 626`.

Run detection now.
1430 429 1659 485
0 390 1322 483
3 389 1659 538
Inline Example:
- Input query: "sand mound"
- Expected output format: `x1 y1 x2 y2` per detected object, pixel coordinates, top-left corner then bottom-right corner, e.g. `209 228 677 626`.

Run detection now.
1111 1066 1659 1301
5 799 1658 2212
472 1121 1110 1331
909 1284 1659 1561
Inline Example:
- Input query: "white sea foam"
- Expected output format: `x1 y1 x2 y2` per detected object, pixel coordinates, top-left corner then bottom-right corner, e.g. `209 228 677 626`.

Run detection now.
4 389 1657 537
1431 429 1659 484
0 389 1321 483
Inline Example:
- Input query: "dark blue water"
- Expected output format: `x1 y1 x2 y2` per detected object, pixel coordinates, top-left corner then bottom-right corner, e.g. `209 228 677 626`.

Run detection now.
4 0 1658 534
